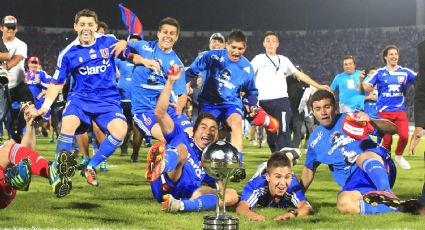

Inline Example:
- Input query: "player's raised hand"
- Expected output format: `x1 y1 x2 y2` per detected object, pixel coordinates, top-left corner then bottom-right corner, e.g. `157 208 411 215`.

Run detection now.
167 64 182 82
111 40 128 58
21 102 35 125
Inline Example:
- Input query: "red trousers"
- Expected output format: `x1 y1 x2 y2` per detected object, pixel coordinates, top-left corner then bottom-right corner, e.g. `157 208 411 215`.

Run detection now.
378 111 409 156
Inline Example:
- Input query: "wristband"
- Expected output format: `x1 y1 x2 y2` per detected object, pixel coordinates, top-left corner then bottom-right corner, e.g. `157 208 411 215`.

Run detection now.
41 98 53 109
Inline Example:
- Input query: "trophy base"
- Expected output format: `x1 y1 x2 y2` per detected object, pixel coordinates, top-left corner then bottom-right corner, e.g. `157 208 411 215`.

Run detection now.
203 215 239 230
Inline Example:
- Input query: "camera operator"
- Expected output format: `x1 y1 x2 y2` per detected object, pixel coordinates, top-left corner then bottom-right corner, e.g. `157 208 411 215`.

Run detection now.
1 15 33 142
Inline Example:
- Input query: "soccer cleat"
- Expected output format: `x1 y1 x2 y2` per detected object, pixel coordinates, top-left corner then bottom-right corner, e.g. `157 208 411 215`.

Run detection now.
280 147 302 166
145 142 166 182
99 160 109 172
161 194 183 212
249 140 258 146
84 166 99 187
394 156 411 170
363 190 400 210
49 150 78 198
130 153 139 163
4 158 31 191
252 107 280 133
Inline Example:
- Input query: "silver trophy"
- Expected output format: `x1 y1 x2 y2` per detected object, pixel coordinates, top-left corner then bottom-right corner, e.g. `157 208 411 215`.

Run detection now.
201 140 240 230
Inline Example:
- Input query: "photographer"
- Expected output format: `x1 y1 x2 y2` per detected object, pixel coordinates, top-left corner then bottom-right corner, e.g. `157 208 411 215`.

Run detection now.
1 15 33 143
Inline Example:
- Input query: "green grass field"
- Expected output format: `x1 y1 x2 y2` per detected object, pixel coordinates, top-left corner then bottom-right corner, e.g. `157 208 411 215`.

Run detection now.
0 136 424 229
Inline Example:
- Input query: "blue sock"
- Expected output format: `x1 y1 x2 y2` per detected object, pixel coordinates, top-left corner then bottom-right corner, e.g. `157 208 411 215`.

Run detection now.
89 135 123 168
56 133 74 157
181 194 217 212
164 147 179 172
239 152 244 163
362 158 391 191
359 200 399 214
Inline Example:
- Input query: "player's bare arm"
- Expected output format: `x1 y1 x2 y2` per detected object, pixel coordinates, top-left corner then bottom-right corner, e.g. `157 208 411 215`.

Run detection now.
300 166 316 193
236 201 266 221
295 70 330 91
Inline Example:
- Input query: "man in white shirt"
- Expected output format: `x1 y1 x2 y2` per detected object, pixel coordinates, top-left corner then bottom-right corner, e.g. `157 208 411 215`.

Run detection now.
250 31 329 152
1 15 33 142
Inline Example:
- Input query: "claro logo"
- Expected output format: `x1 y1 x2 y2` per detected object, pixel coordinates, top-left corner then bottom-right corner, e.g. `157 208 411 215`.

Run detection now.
79 59 111 75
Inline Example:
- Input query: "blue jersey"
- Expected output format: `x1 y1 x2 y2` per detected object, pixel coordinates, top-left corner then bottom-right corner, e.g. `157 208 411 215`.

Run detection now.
305 113 379 188
187 49 258 108
330 70 365 111
364 87 378 118
128 40 186 114
52 34 126 110
25 70 51 100
164 123 216 191
364 66 416 112
115 58 134 101
241 174 306 208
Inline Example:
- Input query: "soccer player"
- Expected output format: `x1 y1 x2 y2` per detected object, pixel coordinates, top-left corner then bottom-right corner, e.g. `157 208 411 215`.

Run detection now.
363 45 416 169
25 56 53 138
330 56 366 112
186 29 258 163
1 103 78 208
300 89 403 215
149 65 238 212
34 9 129 186
114 17 189 144
236 151 313 221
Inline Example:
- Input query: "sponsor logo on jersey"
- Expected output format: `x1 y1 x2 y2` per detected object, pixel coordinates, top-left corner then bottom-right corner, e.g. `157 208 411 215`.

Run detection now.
78 59 111 75
181 120 191 126
142 45 154 52
328 131 354 155
310 131 322 148
100 48 109 58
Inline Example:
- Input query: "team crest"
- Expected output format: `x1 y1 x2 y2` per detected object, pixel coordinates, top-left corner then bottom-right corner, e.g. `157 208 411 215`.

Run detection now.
144 117 152 126
100 48 109 58
397 76 405 84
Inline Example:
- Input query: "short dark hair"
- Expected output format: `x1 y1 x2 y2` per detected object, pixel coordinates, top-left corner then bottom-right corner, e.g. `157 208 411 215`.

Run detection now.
381 45 399 64
158 17 180 35
75 9 98 24
266 151 292 173
343 55 356 65
193 112 218 132
264 31 279 40
97 20 108 33
228 29 247 44
309 90 336 109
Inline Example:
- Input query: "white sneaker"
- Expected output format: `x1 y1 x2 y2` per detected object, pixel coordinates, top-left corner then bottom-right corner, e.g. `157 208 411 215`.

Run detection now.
249 140 258 146
394 156 411 170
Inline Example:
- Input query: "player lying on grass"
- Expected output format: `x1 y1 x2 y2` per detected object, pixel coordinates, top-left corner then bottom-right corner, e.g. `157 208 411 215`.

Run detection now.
300 89 421 214
235 151 313 221
147 65 238 212
0 103 78 208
